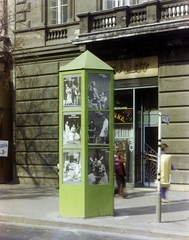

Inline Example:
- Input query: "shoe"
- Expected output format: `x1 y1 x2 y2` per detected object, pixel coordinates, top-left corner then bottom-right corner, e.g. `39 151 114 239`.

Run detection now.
161 198 169 203
122 193 128 198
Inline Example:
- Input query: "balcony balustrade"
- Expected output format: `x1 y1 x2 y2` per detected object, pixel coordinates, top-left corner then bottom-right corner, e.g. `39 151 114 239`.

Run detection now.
45 1 189 43
160 1 189 21
46 27 68 41
77 0 189 35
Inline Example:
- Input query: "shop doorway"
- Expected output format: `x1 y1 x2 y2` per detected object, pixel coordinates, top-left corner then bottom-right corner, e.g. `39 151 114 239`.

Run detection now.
135 87 158 187
114 87 158 188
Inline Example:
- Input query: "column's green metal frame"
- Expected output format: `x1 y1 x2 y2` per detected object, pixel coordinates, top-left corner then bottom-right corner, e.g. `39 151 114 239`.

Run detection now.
59 51 114 218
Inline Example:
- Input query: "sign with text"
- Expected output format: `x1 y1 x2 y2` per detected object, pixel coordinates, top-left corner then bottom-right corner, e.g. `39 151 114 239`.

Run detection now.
0 140 9 157
114 109 133 124
162 114 169 125
107 56 158 80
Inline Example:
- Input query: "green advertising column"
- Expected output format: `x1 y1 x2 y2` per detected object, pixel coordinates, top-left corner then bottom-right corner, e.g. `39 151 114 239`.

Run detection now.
59 50 114 218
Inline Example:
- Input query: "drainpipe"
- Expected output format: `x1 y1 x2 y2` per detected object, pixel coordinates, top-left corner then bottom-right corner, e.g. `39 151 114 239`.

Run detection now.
12 1 16 183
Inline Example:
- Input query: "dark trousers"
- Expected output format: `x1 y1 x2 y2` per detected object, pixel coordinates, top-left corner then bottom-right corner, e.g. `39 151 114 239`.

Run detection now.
160 187 167 199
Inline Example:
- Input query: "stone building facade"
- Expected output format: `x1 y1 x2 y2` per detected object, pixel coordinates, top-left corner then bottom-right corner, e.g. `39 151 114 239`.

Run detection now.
2 0 189 190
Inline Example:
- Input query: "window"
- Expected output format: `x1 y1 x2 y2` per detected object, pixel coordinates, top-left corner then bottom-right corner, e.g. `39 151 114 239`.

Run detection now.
102 0 145 10
49 0 68 25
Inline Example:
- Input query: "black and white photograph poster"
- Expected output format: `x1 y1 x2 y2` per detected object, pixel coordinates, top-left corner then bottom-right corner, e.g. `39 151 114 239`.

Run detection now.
62 151 81 184
63 74 81 108
88 111 109 145
88 73 110 110
63 114 81 145
88 148 109 185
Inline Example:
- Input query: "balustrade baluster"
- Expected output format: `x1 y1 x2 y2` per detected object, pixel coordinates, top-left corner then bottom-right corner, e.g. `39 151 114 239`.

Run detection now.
97 18 100 29
112 16 116 27
92 20 95 30
107 17 109 27
111 16 113 26
107 17 110 27
185 4 189 15
136 13 139 22
109 17 111 27
174 6 177 17
139 13 142 22
99 18 102 28
58 30 61 39
143 11 146 21
111 16 113 27
177 5 181 17
181 4 186 16
180 5 184 16
130 14 133 23
133 14 136 23
96 19 98 29
169 7 172 18
101 18 104 28
163 8 166 19
104 18 107 27
62 30 64 39
105 17 108 28
161 8 165 19
165 7 169 18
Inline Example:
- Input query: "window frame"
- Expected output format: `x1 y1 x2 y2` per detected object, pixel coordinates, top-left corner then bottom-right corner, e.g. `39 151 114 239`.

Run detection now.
102 0 145 10
49 0 68 25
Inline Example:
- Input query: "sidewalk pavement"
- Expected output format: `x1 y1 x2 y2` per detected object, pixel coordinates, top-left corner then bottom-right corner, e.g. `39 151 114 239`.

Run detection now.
0 184 189 239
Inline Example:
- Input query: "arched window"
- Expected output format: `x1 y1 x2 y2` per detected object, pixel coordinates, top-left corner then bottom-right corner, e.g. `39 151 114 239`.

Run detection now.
49 0 68 25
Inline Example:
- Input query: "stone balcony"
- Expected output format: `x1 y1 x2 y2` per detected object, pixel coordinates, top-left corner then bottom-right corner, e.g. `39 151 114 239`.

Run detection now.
73 0 189 44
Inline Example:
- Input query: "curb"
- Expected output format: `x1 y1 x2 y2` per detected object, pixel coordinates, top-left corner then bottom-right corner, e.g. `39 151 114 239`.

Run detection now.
0 215 188 240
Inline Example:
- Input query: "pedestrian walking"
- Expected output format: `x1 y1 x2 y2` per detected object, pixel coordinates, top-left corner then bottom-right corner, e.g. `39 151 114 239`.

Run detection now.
161 143 177 203
114 151 128 198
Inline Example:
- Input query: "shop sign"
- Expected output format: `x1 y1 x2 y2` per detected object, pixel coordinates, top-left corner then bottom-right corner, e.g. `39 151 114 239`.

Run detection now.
107 56 158 80
162 114 169 125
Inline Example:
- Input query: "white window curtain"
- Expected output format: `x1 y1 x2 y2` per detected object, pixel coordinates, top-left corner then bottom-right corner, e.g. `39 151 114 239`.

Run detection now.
49 0 68 25
102 0 145 10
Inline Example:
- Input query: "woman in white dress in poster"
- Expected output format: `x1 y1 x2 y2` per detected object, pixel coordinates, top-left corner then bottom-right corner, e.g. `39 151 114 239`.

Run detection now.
100 115 109 144
65 84 72 105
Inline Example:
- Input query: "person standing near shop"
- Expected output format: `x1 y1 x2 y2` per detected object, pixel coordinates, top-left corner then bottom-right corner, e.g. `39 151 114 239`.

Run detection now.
161 143 177 203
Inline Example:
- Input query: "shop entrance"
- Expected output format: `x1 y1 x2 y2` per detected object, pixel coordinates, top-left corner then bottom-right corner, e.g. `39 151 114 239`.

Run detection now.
114 87 158 188
135 87 158 187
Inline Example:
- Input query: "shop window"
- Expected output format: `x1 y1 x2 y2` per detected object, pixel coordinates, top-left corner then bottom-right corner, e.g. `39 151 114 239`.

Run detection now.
114 89 133 108
102 0 146 9
49 0 68 25
114 89 133 138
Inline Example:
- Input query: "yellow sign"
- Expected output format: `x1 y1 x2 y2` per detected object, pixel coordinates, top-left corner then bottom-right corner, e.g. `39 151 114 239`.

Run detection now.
107 56 158 80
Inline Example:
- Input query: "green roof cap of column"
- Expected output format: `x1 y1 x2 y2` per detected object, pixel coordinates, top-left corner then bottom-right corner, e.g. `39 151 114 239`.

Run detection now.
59 50 113 71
